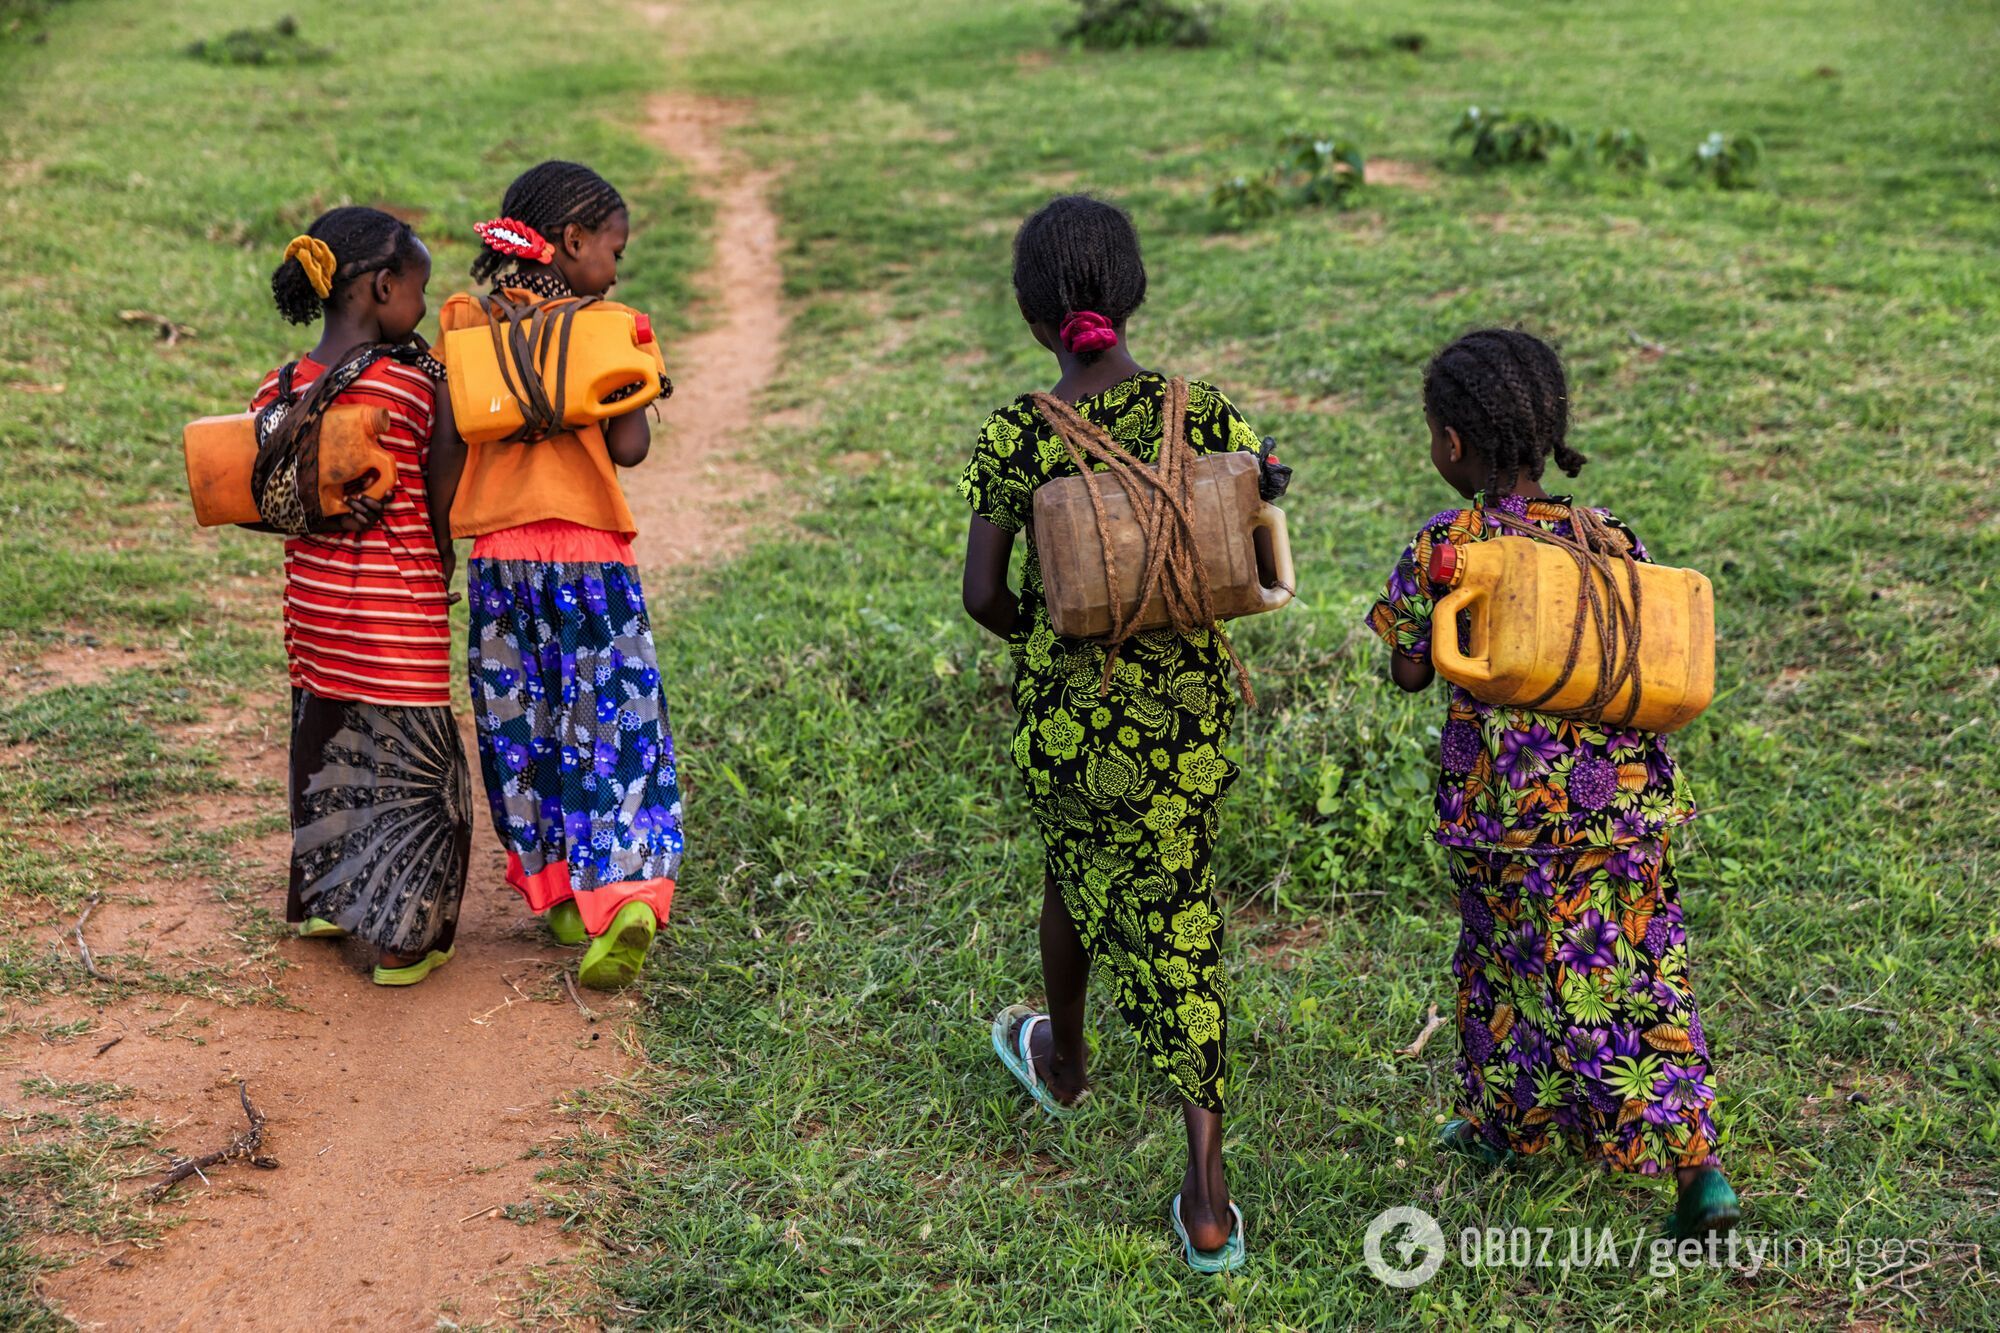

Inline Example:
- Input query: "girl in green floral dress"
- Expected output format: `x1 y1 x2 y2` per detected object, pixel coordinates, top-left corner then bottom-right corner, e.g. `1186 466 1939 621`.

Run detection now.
959 195 1264 1272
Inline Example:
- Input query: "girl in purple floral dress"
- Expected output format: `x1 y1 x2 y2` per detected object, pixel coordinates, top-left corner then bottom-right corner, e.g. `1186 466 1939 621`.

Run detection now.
1367 329 1740 1238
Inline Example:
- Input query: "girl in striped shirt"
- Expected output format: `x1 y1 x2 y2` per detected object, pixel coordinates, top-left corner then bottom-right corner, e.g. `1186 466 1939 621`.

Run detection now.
251 206 471 987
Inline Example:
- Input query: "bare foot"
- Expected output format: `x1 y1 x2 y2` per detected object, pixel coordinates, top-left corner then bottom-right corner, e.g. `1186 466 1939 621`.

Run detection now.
1023 1014 1088 1106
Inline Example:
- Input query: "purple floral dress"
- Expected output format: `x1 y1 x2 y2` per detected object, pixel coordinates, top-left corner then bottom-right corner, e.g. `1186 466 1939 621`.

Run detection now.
1369 494 1720 1174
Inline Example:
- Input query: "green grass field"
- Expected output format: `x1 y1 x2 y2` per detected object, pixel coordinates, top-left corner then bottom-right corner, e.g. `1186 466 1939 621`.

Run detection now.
4 0 1998 1328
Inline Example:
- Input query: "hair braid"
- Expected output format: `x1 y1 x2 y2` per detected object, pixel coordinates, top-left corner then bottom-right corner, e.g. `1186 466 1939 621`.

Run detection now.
1423 327 1584 495
270 206 422 325
1012 194 1148 365
471 160 626 285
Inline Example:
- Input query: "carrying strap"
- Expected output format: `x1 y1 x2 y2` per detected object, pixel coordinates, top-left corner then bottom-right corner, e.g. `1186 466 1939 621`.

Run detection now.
252 343 405 534
1029 377 1253 706
476 292 602 443
1485 500 1646 726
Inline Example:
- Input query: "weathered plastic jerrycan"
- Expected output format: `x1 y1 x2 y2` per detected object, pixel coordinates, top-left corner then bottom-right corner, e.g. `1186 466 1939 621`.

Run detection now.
1428 534 1715 733
444 303 667 446
1034 451 1294 640
182 406 396 527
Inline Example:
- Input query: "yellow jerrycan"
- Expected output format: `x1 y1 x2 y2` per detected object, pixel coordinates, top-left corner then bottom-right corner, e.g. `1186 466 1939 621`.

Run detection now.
1034 450 1295 640
183 405 396 527
444 295 668 446
1427 516 1715 734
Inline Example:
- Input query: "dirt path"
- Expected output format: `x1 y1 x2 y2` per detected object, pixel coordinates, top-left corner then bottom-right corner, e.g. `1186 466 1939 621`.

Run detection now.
25 95 784 1332
634 93 788 566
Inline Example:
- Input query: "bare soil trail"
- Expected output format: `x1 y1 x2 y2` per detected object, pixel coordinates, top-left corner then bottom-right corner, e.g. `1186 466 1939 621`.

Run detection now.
21 92 786 1332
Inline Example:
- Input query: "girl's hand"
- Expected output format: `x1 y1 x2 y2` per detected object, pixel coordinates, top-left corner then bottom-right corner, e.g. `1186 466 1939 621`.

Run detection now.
320 494 386 534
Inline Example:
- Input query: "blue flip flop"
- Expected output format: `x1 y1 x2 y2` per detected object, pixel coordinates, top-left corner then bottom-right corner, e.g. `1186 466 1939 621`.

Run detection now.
990 1004 1076 1119
1171 1194 1247 1274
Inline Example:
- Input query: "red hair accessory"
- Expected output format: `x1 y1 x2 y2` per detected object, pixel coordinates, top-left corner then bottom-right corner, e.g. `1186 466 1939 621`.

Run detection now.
1059 311 1119 354
473 216 556 264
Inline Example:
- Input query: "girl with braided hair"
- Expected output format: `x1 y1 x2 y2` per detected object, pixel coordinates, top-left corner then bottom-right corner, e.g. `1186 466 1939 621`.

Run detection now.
959 194 1265 1272
251 206 472 986
430 161 683 990
1367 327 1740 1236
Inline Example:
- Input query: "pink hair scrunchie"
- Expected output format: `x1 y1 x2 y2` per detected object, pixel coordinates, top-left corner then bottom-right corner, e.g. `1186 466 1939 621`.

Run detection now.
1059 310 1119 354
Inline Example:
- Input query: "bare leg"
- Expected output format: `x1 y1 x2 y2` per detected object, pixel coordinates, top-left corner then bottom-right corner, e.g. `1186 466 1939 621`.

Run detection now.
1179 1102 1232 1253
1027 871 1090 1104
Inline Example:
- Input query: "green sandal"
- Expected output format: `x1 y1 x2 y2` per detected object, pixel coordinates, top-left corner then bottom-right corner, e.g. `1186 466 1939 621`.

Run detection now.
372 947 453 987
577 901 656 990
990 1004 1078 1119
545 901 586 947
1667 1168 1742 1239
297 917 346 939
1171 1195 1247 1274
1437 1117 1513 1167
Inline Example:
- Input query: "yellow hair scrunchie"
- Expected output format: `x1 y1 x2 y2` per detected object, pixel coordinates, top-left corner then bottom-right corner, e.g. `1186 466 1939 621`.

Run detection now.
283 235 337 300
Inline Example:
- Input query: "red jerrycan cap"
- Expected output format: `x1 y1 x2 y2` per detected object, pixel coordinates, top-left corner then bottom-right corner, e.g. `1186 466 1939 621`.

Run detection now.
1427 539 1460 588
631 314 655 346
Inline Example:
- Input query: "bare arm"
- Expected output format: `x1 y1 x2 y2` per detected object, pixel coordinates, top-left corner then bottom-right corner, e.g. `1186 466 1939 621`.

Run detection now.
962 514 1018 640
425 390 465 593
604 410 650 468
1390 650 1435 693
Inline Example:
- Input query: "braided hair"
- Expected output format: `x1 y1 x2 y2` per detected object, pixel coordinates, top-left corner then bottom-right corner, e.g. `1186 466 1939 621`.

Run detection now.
270 206 423 325
1423 328 1587 496
1012 194 1147 364
471 160 626 285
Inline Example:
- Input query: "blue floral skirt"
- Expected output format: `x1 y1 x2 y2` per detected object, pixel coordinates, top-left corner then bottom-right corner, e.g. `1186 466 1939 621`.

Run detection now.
467 553 683 935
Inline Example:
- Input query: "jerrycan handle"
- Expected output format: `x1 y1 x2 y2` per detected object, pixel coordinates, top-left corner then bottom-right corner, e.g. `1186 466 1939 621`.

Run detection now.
1425 538 1494 683
1429 582 1493 684
1250 503 1295 611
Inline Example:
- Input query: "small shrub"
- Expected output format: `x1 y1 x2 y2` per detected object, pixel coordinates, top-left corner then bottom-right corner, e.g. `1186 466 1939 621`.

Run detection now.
1450 105 1576 166
1211 132 1364 228
1590 127 1653 173
1210 174 1282 227
1386 31 1427 53
1279 132 1366 206
1688 130 1765 189
186 15 330 67
1061 0 1222 49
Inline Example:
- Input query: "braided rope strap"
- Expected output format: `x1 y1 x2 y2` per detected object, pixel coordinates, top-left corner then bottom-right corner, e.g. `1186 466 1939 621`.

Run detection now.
1029 378 1255 707
1488 501 1646 726
476 291 603 443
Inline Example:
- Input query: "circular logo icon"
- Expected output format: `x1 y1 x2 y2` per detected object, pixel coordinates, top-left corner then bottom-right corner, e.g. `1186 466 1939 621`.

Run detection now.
1363 1205 1447 1288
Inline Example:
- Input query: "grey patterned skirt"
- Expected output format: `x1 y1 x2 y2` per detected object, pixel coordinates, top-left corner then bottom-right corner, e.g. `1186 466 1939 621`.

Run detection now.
287 689 472 955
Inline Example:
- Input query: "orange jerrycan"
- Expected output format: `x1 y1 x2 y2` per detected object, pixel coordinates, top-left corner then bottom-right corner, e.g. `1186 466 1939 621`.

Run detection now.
1034 451 1295 640
1427 524 1715 734
183 405 396 527
444 295 667 446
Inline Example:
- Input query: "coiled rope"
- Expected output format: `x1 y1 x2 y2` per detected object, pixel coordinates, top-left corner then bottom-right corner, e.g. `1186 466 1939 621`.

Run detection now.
1490 501 1646 726
1030 377 1254 706
476 292 603 443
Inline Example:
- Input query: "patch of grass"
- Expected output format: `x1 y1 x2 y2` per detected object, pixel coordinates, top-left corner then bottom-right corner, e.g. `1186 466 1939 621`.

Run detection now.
1060 0 1221 50
185 16 330 68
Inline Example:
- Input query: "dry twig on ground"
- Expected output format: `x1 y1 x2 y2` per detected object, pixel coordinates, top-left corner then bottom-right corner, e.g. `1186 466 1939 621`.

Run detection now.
1396 1003 1448 1058
145 1081 277 1200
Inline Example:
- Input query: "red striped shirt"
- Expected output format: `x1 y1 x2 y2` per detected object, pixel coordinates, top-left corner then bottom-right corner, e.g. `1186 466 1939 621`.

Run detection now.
252 356 452 708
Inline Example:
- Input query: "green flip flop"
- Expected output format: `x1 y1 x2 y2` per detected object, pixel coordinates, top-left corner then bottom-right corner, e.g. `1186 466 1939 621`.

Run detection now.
296 916 346 939
577 901 657 990
372 947 453 987
1171 1195 1247 1274
1437 1117 1513 1167
545 901 586 947
1667 1167 1742 1239
990 1004 1076 1119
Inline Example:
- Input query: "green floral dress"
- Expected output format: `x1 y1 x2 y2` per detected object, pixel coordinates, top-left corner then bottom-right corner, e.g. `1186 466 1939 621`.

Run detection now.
958 373 1263 1112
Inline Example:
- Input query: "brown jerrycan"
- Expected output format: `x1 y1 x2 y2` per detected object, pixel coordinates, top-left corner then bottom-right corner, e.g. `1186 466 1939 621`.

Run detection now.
1029 383 1295 641
1427 507 1715 733
182 405 396 527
